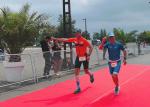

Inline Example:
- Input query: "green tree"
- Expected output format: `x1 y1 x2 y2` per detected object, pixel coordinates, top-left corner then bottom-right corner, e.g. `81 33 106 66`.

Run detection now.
0 3 51 62
36 24 57 46
138 31 150 43
82 31 91 40
93 32 100 40
113 28 127 45
126 30 138 42
100 29 107 41
56 14 76 38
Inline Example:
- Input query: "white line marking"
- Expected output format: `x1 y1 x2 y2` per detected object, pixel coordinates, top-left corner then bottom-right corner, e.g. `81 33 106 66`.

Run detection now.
90 68 150 104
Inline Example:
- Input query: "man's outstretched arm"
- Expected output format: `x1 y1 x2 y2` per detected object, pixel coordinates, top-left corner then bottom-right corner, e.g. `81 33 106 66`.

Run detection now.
99 37 107 50
51 37 75 43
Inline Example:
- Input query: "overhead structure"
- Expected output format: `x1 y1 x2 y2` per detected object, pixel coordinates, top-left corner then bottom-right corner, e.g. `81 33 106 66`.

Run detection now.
63 0 73 68
83 18 87 33
63 0 72 37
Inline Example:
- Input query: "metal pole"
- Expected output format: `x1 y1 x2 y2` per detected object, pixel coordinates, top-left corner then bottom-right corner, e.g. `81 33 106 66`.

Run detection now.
62 0 73 69
83 18 87 32
29 53 38 83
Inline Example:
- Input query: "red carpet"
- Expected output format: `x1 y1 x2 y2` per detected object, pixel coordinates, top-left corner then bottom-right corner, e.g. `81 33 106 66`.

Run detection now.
0 64 150 107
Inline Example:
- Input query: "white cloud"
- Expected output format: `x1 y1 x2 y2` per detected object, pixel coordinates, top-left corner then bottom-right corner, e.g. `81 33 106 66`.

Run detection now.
80 0 88 6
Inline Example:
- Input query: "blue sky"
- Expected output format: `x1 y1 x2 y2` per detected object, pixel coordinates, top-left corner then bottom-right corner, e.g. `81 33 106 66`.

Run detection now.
0 0 150 34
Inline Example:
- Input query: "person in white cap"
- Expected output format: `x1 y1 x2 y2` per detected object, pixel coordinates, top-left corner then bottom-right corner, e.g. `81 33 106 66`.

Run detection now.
99 32 127 95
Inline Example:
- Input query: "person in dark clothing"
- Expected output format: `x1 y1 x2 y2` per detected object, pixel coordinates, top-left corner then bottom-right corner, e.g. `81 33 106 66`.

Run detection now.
40 36 52 76
52 40 62 76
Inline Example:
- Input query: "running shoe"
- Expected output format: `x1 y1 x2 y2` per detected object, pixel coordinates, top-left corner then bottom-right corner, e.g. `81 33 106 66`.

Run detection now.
114 86 120 95
74 88 81 94
90 74 94 83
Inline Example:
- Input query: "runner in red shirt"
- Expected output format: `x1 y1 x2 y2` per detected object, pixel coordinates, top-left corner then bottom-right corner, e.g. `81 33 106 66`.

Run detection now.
52 32 94 94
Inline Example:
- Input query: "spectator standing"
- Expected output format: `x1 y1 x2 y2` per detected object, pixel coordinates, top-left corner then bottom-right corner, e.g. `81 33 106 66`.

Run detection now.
52 40 63 76
40 36 52 76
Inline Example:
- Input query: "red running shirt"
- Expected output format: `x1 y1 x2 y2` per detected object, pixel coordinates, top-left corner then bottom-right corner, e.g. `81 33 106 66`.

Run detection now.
65 37 90 57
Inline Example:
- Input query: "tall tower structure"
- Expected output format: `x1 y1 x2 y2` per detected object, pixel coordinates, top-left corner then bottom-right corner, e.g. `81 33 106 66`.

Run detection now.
63 0 73 68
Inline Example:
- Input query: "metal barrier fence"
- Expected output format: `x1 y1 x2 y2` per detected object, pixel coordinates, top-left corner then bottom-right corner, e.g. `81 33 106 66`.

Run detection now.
0 43 150 92
0 53 36 88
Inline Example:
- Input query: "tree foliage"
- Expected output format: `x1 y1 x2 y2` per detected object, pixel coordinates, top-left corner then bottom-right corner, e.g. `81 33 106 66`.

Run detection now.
138 31 150 43
113 28 127 44
93 32 100 40
82 31 91 40
0 3 51 55
0 4 53 61
92 29 107 41
126 30 138 42
56 14 76 38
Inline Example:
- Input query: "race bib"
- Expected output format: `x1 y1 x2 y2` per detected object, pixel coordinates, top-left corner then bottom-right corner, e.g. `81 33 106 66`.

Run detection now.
79 56 86 61
111 62 117 67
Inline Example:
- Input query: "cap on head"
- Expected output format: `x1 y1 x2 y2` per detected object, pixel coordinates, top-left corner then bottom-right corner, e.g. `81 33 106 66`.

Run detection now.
74 30 82 38
108 32 115 37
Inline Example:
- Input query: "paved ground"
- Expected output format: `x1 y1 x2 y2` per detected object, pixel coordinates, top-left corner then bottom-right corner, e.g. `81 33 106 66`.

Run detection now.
0 52 150 101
